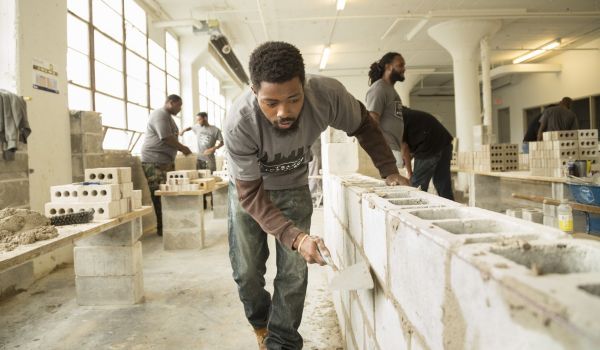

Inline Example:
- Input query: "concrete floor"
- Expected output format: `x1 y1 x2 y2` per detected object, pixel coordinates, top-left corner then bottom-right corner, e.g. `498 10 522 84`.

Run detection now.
0 209 342 350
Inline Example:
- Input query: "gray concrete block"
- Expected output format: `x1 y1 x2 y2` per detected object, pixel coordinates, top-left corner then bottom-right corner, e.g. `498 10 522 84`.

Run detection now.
0 179 30 208
74 242 142 276
75 218 142 247
76 272 144 305
0 261 34 298
70 111 102 134
163 228 203 250
0 152 29 174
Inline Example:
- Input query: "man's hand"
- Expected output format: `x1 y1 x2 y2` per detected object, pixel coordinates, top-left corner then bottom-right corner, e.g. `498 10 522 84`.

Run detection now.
293 233 330 265
203 147 215 155
180 145 192 155
385 173 410 186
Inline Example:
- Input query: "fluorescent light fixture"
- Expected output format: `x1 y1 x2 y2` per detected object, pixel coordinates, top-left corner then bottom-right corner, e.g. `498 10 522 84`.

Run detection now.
405 18 429 41
512 39 561 64
319 46 331 70
336 0 346 11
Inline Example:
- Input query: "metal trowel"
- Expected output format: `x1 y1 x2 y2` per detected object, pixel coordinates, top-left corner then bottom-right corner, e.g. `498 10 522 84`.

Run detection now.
318 247 374 290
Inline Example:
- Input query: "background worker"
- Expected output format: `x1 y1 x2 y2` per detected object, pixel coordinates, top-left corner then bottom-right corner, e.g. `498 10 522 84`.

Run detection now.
537 97 578 140
225 41 408 349
400 107 454 200
141 94 192 236
180 112 224 209
180 111 224 172
365 51 406 167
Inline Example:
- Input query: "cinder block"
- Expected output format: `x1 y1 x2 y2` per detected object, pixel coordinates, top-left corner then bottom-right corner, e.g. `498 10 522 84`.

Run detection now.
350 293 366 350
50 184 84 203
130 197 142 210
166 170 199 180
120 198 130 214
79 183 121 202
75 219 142 246
197 169 212 178
323 143 359 175
543 215 558 227
76 272 144 305
83 167 131 184
505 209 522 218
132 189 142 200
579 149 598 158
522 209 543 223
374 286 409 350
74 242 142 276
543 202 557 217
577 129 598 140
551 140 577 150
120 182 133 198
362 195 388 283
579 139 598 149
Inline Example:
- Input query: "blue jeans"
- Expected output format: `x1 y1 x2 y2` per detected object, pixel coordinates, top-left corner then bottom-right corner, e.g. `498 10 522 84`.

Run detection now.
228 182 312 349
411 144 454 200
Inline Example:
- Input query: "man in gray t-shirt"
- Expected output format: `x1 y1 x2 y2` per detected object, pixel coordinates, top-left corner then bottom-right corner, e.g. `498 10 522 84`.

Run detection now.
181 112 223 172
365 52 406 167
537 97 579 140
225 41 407 349
140 95 191 236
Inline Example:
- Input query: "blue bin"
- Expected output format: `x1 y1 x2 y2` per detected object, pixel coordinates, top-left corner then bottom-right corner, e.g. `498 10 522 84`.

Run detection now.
567 183 600 234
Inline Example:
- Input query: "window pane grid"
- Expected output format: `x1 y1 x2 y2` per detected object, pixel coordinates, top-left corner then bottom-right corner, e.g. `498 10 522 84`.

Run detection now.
67 1 181 151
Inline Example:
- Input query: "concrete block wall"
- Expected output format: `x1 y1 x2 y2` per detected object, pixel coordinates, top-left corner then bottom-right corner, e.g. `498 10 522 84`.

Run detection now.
323 173 600 349
0 148 29 209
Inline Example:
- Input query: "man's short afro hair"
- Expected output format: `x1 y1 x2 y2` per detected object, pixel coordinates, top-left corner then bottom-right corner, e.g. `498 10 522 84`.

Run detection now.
249 41 305 88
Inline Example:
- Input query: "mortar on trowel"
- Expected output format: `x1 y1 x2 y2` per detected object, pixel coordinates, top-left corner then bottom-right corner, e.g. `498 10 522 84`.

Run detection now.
318 247 374 290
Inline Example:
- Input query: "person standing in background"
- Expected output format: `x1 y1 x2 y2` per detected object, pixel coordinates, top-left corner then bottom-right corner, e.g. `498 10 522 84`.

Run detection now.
180 112 224 172
141 95 192 236
537 97 578 140
522 103 557 153
365 52 406 167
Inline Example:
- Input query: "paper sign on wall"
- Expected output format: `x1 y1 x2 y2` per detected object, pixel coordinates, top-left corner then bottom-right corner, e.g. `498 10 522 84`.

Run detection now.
32 58 59 94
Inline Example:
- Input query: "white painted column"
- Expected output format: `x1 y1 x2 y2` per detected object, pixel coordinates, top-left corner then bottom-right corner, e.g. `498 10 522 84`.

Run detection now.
428 20 500 191
480 36 493 132
397 73 423 108
428 20 501 153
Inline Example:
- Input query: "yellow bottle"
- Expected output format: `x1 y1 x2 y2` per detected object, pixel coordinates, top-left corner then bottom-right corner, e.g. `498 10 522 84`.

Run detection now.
557 199 573 234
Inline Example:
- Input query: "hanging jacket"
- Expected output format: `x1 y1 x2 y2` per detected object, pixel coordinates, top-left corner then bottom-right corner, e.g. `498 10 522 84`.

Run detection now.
0 90 31 160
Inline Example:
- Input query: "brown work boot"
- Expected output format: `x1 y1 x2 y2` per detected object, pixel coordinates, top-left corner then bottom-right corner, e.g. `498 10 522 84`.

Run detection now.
254 327 268 350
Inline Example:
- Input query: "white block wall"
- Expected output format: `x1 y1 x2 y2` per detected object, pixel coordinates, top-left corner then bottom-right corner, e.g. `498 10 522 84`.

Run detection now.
323 173 600 349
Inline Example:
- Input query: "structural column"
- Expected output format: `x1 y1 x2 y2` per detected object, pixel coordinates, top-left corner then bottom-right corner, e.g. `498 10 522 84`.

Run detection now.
428 20 501 152
480 36 493 132
397 73 424 108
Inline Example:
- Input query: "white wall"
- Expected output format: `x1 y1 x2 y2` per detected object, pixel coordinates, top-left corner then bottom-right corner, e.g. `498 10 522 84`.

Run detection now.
0 0 17 91
410 96 457 136
16 0 72 212
493 37 600 143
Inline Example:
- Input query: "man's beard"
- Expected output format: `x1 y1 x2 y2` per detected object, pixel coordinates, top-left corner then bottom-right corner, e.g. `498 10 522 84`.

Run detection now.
391 70 405 83
272 117 300 136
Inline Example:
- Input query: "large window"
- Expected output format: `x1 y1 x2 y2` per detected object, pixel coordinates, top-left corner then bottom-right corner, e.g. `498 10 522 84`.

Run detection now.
198 67 226 130
66 0 181 153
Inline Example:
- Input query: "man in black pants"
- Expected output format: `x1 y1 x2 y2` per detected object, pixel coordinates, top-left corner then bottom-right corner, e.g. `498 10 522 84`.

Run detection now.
400 107 455 200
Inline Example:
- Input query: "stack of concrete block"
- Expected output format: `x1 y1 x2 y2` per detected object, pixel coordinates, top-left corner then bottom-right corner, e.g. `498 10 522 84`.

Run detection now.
324 173 600 349
529 129 599 177
74 217 144 305
506 207 544 224
518 153 529 170
159 170 201 192
473 143 519 172
450 151 458 168
45 167 135 220
70 111 104 183
457 152 473 171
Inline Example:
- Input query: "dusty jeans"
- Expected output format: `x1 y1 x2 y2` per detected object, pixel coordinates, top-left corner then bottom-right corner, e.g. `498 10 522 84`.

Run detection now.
141 162 174 233
228 182 312 349
411 143 454 200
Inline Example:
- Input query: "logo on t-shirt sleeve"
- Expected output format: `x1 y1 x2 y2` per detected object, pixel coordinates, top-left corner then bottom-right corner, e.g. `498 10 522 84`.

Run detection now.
259 147 306 174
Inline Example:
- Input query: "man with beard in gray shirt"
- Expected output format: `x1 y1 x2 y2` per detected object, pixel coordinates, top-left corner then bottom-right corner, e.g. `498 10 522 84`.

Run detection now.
365 52 406 167
225 41 408 349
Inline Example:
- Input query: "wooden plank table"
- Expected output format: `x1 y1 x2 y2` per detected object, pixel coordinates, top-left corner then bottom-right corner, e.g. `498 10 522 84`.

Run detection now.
0 206 152 272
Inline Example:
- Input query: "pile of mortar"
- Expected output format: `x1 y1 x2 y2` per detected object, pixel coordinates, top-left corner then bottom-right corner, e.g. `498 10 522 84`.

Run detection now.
0 208 58 252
